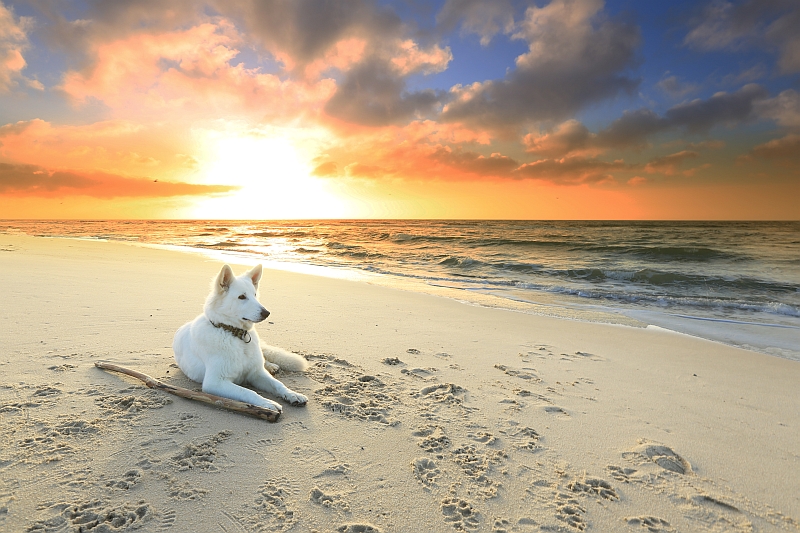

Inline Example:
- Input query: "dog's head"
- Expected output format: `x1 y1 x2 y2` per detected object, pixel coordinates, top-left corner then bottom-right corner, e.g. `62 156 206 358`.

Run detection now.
204 264 270 329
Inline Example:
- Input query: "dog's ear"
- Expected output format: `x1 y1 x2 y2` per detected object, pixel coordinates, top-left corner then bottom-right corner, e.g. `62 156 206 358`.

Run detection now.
216 264 235 293
247 264 263 289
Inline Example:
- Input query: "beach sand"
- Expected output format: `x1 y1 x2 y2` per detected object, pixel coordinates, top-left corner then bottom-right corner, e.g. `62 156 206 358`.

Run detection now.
1 234 798 532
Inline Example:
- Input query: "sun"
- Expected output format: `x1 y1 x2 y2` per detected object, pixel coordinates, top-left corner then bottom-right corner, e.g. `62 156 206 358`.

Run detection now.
191 134 348 219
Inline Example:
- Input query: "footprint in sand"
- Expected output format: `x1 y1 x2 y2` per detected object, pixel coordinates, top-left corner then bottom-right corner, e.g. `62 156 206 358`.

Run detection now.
95 389 172 419
492 517 512 532
162 412 199 434
159 508 177 530
235 477 299 532
413 425 451 454
417 383 467 405
625 515 675 532
627 440 693 475
567 476 618 501
554 493 587 531
52 417 101 437
309 487 351 511
606 465 638 483
411 457 441 487
440 497 480 530
450 443 506 483
506 425 542 451
314 462 351 478
467 431 496 445
494 364 541 382
104 469 142 490
337 525 382 533
28 499 156 533
311 357 400 425
170 431 232 472
401 367 438 379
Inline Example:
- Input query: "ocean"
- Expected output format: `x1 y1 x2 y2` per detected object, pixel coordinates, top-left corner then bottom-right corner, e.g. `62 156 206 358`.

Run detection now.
2 220 798 361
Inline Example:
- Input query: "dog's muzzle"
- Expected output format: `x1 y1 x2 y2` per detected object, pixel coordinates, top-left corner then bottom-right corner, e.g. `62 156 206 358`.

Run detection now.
244 307 270 323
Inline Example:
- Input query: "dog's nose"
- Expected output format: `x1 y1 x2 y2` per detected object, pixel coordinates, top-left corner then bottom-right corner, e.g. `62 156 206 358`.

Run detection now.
261 308 270 320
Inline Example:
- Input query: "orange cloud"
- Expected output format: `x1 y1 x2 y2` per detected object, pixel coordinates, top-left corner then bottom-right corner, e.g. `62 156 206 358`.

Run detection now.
60 22 336 120
0 162 236 198
390 39 452 75
644 150 699 175
0 2 41 92
0 119 192 180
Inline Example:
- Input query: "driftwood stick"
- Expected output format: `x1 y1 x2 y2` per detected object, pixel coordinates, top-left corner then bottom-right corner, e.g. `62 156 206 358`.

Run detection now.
94 361 281 422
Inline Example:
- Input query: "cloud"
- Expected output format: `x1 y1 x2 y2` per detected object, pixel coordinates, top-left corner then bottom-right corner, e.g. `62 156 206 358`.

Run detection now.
684 0 800 74
58 21 338 120
756 89 800 128
435 0 515 45
312 161 338 177
431 146 519 177
514 156 628 184
0 118 180 176
522 120 599 157
521 85 760 159
597 84 768 147
0 1 41 92
644 150 698 175
657 74 698 98
323 58 443 126
0 162 236 197
441 0 641 131
218 0 403 72
748 133 800 159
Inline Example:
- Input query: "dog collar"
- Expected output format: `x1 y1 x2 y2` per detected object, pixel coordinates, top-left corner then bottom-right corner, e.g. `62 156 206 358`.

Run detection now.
209 320 252 343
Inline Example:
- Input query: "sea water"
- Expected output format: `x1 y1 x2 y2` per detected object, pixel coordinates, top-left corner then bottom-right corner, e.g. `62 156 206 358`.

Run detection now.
3 220 798 360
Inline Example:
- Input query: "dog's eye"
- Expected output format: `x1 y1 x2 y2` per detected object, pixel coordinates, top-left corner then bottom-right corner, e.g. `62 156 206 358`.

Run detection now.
238 294 247 300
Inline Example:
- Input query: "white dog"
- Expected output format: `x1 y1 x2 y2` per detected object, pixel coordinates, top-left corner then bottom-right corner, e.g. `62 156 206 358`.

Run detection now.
173 264 308 412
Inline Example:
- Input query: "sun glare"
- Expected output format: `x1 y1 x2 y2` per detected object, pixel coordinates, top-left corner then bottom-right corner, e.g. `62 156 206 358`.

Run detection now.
191 135 348 219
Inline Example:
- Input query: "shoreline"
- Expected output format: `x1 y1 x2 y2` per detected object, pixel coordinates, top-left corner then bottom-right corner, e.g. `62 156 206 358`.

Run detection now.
20 231 800 362
0 234 798 532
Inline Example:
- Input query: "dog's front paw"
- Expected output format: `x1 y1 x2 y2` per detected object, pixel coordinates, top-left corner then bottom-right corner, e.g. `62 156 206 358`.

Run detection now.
283 391 308 407
257 398 282 413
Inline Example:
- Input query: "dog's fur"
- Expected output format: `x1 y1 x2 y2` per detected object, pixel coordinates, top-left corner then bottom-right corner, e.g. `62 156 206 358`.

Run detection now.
173 264 308 412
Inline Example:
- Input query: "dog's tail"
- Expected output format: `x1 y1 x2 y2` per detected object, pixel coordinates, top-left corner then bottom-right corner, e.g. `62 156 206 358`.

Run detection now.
261 343 309 372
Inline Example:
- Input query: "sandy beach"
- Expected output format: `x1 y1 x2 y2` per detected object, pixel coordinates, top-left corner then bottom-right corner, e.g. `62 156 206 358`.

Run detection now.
1 233 798 533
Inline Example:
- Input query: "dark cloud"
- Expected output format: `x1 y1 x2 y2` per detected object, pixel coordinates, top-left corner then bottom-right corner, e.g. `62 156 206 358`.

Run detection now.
441 0 641 130
223 0 403 70
597 84 768 148
523 84 770 159
324 59 443 126
748 134 800 159
0 162 236 197
684 0 800 73
523 120 596 157
32 0 204 60
513 156 628 184
431 146 519 176
0 162 95 192
644 150 698 175
663 83 768 132
29 0 402 73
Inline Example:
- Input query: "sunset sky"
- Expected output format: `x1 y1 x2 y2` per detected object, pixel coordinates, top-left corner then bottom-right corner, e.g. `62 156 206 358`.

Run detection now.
0 0 798 220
